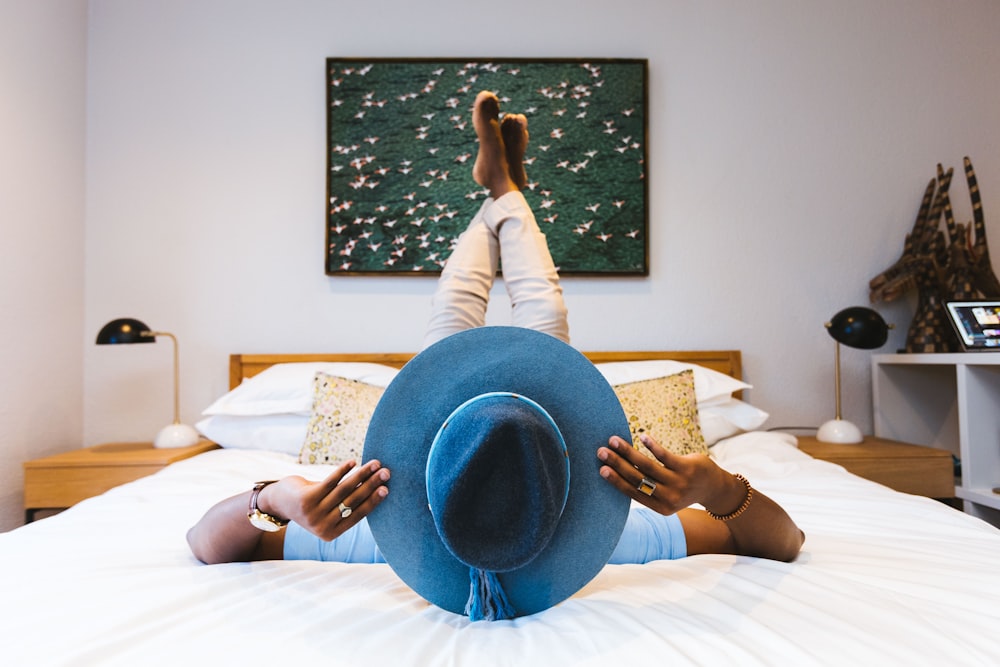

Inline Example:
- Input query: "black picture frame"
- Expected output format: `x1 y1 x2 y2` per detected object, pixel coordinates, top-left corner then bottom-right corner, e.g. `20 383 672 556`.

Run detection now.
326 57 648 276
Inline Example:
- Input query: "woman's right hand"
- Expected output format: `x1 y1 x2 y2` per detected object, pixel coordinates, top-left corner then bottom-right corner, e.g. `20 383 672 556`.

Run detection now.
264 460 390 541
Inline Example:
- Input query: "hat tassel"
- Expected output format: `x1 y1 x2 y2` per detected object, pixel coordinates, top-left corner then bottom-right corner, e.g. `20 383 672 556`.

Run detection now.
466 568 515 621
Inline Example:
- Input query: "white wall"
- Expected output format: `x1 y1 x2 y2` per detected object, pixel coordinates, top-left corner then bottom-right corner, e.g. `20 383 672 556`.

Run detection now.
82 0 1000 449
0 0 88 530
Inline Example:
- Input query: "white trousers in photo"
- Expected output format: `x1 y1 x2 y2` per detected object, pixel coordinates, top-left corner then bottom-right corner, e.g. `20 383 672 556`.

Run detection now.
422 191 569 349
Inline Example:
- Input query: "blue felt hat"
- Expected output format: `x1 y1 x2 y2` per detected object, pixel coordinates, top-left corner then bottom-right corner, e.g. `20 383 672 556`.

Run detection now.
363 326 630 620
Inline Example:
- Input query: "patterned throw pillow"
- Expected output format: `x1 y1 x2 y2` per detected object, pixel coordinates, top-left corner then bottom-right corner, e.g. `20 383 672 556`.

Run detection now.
299 372 385 465
613 370 708 457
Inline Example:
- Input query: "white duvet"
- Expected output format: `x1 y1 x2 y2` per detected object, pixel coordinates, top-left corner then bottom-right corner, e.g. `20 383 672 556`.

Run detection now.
3 432 1000 666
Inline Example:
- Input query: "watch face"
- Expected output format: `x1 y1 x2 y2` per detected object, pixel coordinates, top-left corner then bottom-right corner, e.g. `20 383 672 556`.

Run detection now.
248 510 283 532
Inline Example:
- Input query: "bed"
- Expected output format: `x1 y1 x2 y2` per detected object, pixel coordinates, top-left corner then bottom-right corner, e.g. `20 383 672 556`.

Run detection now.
4 348 1000 666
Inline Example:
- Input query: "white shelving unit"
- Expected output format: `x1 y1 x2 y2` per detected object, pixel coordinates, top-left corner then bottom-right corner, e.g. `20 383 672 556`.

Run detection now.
872 353 1000 527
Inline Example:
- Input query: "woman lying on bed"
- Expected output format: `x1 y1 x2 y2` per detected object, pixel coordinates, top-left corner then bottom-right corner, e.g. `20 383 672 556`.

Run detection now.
187 92 803 570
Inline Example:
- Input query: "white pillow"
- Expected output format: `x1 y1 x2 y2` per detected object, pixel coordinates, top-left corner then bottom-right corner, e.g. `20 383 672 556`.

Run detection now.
700 397 769 445
196 414 309 454
595 360 751 406
202 362 400 417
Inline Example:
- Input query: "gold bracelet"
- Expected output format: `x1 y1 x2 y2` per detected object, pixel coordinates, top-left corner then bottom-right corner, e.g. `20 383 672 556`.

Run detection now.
706 473 754 521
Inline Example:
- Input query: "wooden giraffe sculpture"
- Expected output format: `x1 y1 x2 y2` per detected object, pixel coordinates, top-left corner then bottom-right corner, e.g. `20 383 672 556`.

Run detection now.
870 165 953 299
963 157 1000 297
869 157 1000 353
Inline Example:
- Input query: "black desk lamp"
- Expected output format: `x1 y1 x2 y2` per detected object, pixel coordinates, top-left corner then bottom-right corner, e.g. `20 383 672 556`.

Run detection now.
817 307 891 443
95 318 200 448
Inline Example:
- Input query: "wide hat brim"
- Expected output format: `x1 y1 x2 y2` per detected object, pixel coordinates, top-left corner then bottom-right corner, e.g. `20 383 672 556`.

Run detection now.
363 326 631 618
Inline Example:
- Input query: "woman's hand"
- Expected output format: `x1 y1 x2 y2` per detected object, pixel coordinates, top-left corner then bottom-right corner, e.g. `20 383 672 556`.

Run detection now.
264 460 390 541
597 434 739 515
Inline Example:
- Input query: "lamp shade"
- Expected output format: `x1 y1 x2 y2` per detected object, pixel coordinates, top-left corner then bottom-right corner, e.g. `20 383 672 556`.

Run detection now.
95 318 154 345
826 307 889 350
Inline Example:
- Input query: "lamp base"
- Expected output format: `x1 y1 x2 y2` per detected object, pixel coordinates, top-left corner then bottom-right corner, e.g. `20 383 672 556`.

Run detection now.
816 419 864 444
155 423 201 448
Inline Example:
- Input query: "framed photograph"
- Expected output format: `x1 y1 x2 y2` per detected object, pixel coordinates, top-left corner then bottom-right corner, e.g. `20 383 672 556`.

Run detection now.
326 58 648 276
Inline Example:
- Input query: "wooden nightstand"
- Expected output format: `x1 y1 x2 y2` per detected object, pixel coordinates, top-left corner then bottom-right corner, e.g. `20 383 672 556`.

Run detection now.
23 440 219 522
797 435 955 498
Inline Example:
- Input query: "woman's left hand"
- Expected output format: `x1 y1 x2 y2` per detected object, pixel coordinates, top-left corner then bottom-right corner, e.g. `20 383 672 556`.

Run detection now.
597 434 733 514
598 433 805 561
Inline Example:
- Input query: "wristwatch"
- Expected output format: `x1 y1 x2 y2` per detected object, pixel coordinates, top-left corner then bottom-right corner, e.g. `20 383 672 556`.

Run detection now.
247 480 289 532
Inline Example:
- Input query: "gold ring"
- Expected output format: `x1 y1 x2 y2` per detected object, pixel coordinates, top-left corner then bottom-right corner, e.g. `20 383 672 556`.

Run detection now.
339 502 352 519
637 477 656 496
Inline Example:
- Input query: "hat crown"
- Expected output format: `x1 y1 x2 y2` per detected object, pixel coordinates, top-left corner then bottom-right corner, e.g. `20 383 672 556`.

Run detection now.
426 392 570 573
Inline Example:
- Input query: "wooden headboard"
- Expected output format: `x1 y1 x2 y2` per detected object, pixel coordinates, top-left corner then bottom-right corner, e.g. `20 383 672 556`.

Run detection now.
229 350 742 390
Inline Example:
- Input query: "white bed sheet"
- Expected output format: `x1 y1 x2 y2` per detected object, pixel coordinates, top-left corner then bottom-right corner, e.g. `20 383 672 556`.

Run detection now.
3 432 1000 666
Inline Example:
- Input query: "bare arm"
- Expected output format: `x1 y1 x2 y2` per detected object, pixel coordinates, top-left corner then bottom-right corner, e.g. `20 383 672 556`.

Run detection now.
598 435 804 562
186 459 390 564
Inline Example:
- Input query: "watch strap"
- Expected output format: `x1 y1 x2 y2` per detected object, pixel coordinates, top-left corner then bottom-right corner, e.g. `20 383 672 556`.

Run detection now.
248 480 289 530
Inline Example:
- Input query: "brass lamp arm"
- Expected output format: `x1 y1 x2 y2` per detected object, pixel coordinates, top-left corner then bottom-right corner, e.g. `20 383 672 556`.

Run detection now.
141 330 181 425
